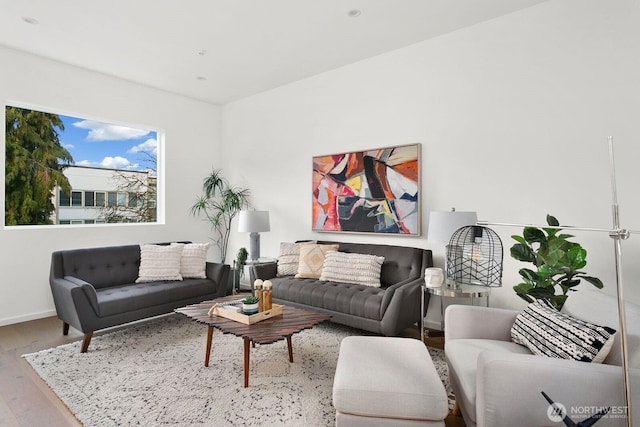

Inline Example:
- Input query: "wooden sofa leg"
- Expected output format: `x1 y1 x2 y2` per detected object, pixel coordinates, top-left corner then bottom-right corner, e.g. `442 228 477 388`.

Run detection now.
452 401 461 416
63 322 70 336
81 333 93 353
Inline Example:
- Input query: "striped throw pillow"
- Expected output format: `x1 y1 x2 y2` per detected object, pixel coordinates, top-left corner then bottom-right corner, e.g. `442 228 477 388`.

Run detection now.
136 244 184 282
511 299 616 363
277 242 301 277
173 242 209 279
319 251 385 287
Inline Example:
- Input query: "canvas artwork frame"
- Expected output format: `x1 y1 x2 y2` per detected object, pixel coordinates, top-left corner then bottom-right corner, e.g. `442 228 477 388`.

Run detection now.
312 143 421 235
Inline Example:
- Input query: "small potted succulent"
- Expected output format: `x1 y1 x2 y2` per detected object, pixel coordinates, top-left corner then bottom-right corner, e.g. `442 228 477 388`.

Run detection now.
241 296 260 315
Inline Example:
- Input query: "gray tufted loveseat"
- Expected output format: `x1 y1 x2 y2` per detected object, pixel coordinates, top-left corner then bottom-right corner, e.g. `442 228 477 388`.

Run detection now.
252 241 432 336
49 243 229 352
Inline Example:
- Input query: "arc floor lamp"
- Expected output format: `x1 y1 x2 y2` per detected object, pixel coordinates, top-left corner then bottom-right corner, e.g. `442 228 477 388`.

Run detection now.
478 137 636 427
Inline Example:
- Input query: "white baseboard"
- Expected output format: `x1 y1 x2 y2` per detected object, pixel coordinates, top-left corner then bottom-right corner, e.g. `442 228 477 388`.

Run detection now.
0 309 57 327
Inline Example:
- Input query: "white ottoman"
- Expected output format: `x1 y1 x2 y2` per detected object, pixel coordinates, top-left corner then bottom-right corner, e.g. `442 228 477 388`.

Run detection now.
332 336 448 427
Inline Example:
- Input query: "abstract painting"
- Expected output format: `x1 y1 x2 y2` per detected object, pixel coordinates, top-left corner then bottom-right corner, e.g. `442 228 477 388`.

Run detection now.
312 143 420 235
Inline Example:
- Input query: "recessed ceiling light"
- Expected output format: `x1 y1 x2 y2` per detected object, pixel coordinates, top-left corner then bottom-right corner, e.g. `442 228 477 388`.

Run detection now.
22 16 39 25
347 9 361 18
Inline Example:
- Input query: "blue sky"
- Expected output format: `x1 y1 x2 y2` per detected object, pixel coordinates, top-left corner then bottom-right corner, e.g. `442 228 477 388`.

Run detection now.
58 114 157 172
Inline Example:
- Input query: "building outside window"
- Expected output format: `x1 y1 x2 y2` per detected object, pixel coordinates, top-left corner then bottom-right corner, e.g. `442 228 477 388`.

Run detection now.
54 165 156 224
5 105 160 227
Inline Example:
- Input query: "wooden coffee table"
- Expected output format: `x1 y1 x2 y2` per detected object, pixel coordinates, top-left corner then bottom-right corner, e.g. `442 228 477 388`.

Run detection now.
175 296 331 387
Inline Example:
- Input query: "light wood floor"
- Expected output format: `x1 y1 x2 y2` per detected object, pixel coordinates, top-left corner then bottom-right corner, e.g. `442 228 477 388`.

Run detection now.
0 316 465 427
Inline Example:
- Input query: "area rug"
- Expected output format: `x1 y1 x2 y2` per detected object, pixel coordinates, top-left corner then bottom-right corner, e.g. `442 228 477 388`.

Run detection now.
24 315 452 426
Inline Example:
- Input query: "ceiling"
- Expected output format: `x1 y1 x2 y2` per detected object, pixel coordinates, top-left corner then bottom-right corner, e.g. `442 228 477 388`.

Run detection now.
0 0 547 105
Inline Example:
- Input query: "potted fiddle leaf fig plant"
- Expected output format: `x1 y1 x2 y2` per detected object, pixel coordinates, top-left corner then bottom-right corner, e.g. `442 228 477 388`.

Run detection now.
190 169 250 264
510 214 603 310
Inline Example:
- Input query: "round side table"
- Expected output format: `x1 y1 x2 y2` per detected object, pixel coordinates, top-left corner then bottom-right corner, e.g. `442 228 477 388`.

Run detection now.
421 283 491 341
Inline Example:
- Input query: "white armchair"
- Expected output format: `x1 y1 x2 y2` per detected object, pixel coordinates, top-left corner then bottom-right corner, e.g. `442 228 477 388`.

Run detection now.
444 290 640 427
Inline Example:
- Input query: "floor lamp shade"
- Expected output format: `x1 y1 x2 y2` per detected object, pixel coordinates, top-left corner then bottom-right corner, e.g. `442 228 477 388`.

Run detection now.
427 211 478 244
238 210 270 260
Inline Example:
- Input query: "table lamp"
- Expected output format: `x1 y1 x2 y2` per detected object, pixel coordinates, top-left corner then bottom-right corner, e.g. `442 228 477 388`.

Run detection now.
427 208 477 287
238 210 270 261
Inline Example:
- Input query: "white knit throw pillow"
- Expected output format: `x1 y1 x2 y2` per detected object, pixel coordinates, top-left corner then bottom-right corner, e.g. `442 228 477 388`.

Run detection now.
319 251 385 287
277 242 301 277
173 242 209 279
136 244 184 282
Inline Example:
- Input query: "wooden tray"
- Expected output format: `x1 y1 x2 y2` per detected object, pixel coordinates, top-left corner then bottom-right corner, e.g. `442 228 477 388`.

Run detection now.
211 304 284 325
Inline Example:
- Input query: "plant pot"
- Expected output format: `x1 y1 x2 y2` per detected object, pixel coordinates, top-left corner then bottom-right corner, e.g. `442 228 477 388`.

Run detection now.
242 303 259 315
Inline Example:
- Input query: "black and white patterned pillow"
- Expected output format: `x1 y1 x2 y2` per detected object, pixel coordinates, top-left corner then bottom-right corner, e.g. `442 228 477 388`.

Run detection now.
511 299 616 363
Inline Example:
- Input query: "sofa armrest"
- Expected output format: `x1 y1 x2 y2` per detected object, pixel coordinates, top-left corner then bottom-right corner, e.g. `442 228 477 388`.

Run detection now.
63 276 100 314
445 305 519 342
379 277 421 310
206 262 230 286
49 275 100 332
379 278 424 336
476 351 638 426
251 262 278 281
384 277 417 291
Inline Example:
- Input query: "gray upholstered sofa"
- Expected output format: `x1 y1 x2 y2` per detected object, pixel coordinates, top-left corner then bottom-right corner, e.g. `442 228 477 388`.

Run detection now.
49 243 229 352
445 289 640 426
252 241 432 336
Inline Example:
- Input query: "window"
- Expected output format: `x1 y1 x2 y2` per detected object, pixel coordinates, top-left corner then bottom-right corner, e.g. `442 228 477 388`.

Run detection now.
128 192 139 208
71 191 82 207
84 191 95 207
96 192 106 207
107 192 117 207
5 105 160 226
59 190 70 207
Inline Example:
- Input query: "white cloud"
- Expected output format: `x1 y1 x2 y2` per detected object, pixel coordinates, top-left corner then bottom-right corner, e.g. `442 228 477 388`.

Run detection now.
128 138 157 155
63 143 75 149
76 157 140 170
73 120 150 141
100 156 137 169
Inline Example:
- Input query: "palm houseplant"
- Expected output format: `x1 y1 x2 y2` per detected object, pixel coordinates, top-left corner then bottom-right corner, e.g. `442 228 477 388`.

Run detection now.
190 169 250 264
510 214 603 310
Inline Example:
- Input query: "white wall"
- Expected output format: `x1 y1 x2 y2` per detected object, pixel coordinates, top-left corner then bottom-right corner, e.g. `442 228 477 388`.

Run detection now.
4 0 640 328
221 0 640 327
0 46 221 325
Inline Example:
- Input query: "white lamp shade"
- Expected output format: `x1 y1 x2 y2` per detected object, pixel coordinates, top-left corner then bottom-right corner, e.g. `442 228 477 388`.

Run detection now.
427 211 477 244
238 210 270 233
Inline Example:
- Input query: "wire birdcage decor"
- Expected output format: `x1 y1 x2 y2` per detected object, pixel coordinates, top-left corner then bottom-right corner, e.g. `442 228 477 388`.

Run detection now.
446 225 503 286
